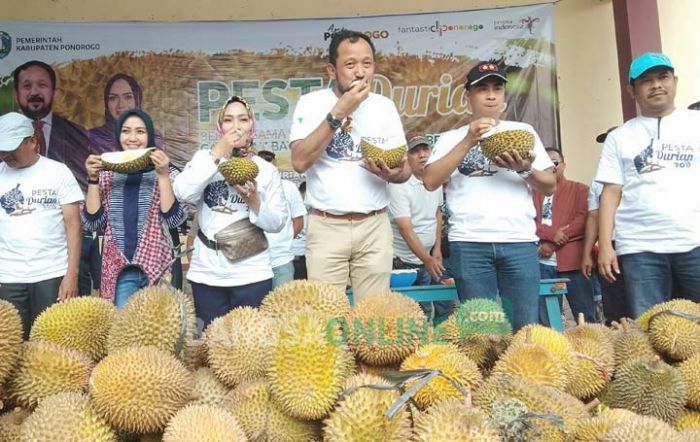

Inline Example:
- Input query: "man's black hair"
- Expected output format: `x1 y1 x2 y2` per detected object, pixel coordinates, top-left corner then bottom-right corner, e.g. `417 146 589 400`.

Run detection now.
13 60 56 91
328 29 376 66
545 147 564 161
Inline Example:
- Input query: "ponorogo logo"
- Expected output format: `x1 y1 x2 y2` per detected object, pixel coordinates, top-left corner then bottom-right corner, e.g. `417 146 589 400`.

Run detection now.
323 24 389 41
0 31 12 59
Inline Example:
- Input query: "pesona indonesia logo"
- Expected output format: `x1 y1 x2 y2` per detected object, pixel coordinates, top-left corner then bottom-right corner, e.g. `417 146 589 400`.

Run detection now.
494 16 541 34
0 31 11 59
398 20 484 36
323 24 389 41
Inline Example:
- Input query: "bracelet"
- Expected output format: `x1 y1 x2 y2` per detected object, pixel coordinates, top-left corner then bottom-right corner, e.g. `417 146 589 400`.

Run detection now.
87 178 99 185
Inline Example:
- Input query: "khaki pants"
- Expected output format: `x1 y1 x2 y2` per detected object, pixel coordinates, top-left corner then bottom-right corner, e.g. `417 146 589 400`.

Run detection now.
306 212 392 303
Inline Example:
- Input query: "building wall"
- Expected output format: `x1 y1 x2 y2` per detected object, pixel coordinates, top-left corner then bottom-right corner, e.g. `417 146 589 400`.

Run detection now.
5 0 696 184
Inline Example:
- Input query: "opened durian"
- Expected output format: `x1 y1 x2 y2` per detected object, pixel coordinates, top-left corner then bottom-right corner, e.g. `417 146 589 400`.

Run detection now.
360 139 407 169
480 129 534 163
101 148 154 174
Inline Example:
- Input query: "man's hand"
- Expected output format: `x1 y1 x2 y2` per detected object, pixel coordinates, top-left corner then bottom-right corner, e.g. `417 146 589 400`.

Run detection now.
361 157 407 182
538 242 554 258
331 79 371 119
493 149 535 173
57 274 78 302
553 224 570 246
425 250 446 282
466 117 499 146
581 253 595 280
598 243 620 283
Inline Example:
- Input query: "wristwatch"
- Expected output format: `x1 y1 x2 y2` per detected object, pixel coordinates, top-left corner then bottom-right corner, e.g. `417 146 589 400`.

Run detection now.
517 168 534 179
326 112 342 130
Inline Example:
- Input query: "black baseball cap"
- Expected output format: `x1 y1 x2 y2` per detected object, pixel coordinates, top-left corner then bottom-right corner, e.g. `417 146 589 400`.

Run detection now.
466 62 507 89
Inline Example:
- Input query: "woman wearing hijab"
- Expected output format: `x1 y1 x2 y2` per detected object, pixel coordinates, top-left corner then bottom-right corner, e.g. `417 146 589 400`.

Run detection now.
88 73 164 155
173 96 287 327
83 109 186 307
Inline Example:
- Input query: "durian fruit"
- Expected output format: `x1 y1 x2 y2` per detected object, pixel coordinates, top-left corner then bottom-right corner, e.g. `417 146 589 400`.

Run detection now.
678 354 700 409
322 373 412 442
602 355 687 423
260 279 351 321
439 298 512 339
9 341 93 408
349 291 427 366
479 129 534 163
228 380 319 442
29 296 116 361
490 397 564 442
267 310 355 420
565 312 616 346
20 392 117 441
0 408 28 442
600 414 684 442
646 301 700 361
474 374 589 440
89 346 193 434
565 334 615 400
491 332 567 390
205 307 277 388
107 286 197 356
399 343 481 409
101 148 154 174
676 409 700 431
218 151 259 186
190 367 230 408
359 139 407 169
511 324 576 384
181 338 208 370
413 397 502 442
0 300 23 386
573 408 638 441
637 299 700 329
612 318 657 367
680 428 700 441
162 404 247 442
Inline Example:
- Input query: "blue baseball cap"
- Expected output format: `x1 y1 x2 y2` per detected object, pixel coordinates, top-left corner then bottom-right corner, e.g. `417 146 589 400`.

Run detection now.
629 52 674 82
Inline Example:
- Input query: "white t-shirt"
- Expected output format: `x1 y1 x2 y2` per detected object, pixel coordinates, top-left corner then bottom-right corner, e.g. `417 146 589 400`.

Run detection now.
0 157 83 283
539 194 557 266
594 108 700 255
389 175 443 265
289 88 407 214
173 151 288 286
290 213 308 257
426 120 554 242
266 179 307 268
587 180 603 212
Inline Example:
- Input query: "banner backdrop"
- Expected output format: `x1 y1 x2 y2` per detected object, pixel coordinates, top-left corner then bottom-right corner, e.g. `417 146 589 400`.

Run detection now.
0 4 556 182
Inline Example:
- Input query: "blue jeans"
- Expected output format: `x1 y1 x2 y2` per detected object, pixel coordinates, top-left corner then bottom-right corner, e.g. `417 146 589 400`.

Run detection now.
272 261 295 289
115 266 149 309
538 264 596 325
449 241 540 331
619 246 700 318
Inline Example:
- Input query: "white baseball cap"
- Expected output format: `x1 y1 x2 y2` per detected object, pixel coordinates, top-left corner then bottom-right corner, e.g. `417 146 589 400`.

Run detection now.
0 112 35 152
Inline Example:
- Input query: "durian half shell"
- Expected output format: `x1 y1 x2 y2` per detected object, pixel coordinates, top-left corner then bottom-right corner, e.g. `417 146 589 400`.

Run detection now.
101 148 155 174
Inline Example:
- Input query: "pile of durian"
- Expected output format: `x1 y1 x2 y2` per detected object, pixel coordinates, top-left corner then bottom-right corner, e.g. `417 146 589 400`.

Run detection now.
2 281 700 442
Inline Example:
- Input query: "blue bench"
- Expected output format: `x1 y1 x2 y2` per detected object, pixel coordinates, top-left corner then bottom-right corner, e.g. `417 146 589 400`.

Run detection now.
346 278 569 332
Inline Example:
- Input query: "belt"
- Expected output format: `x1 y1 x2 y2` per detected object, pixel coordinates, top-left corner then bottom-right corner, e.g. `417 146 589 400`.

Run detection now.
197 229 218 250
310 207 387 221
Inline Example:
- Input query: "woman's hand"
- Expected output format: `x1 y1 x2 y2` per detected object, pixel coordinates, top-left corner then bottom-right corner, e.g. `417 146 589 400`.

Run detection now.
151 150 171 177
85 155 103 180
212 128 247 161
234 180 261 214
